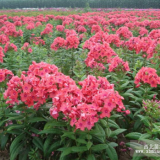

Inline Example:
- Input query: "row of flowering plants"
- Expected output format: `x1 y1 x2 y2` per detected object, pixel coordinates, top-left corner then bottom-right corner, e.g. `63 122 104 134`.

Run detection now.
1 9 160 160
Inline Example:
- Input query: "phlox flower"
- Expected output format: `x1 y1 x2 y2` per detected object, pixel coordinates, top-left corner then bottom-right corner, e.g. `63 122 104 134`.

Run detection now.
50 37 66 51
56 25 65 32
0 47 5 63
66 35 79 49
26 23 35 30
134 67 160 87
108 56 130 72
4 42 17 53
91 25 102 33
0 69 13 83
116 26 133 39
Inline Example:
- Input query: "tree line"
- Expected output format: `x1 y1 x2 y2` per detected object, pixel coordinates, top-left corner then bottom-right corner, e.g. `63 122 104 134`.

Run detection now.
0 0 159 9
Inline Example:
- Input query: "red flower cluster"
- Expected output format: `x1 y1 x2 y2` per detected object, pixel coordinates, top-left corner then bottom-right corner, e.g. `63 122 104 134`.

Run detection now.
66 35 79 49
0 22 23 37
0 34 9 44
85 41 117 70
91 25 102 33
4 62 128 131
116 26 133 39
0 46 4 63
41 23 53 36
124 37 158 59
51 29 79 50
26 23 35 30
77 26 87 33
4 42 17 53
30 36 45 46
56 25 65 32
139 27 148 36
21 42 32 53
0 69 13 82
108 56 130 72
134 67 160 87
50 37 66 51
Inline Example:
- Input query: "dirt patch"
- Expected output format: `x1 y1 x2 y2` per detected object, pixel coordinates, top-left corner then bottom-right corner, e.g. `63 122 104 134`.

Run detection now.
0 150 10 160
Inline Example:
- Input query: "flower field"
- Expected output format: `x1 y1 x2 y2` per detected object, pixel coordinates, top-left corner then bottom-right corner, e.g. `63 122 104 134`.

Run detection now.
1 9 160 160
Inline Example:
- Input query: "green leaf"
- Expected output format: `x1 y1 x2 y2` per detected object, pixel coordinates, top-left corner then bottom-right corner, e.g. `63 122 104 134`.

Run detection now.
0 119 7 127
106 144 118 160
7 130 22 135
133 108 144 117
28 117 47 123
43 135 53 157
110 114 122 119
81 75 87 81
105 128 111 138
18 147 29 160
7 124 24 131
91 144 108 151
108 119 120 129
62 131 76 140
132 91 143 97
38 128 62 134
87 154 96 160
96 123 105 136
137 115 150 127
47 141 61 157
90 123 105 143
60 147 72 158
86 134 92 140
33 137 43 151
72 146 88 152
125 132 142 140
44 120 66 130
120 81 129 89
110 129 126 137
99 119 107 128
76 138 87 144
10 134 24 155
134 119 142 131
108 142 118 148
139 133 151 140
7 115 24 121
10 142 23 160
0 133 9 150
87 141 93 150
30 127 40 134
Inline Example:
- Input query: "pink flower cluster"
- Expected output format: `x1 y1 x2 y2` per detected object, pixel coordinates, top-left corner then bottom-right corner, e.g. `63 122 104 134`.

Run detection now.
41 23 53 36
0 34 9 44
30 36 45 46
4 62 129 131
21 42 32 53
84 41 117 70
116 26 133 39
108 56 130 72
0 22 23 37
0 46 4 63
56 25 65 32
0 68 13 82
124 37 158 59
50 37 66 51
51 29 79 50
4 42 17 53
134 67 160 87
